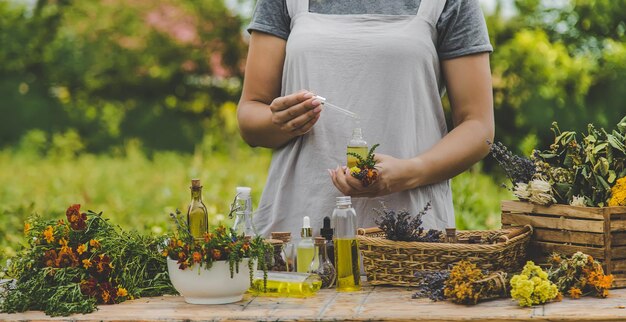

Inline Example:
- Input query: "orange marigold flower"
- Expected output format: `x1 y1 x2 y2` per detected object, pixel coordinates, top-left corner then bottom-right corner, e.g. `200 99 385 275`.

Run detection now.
192 251 202 263
66 204 87 230
212 249 221 260
177 239 184 247
43 249 58 267
242 242 250 252
43 226 55 243
116 287 128 298
568 287 582 299
59 238 69 252
82 259 92 269
161 250 168 257
203 232 213 243
23 222 31 235
77 244 87 255
89 239 101 248
56 248 79 268
101 289 111 304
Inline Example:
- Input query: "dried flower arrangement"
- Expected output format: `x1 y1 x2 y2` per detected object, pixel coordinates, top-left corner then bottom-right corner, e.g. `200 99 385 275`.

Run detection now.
490 116 626 206
412 261 508 305
548 252 613 299
0 205 175 316
163 210 270 285
348 143 380 186
373 202 442 242
510 261 560 307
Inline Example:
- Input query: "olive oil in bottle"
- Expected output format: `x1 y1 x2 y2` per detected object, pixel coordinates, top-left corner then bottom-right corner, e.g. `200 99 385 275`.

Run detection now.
250 271 322 298
187 179 208 239
332 196 361 292
347 127 368 168
296 216 315 273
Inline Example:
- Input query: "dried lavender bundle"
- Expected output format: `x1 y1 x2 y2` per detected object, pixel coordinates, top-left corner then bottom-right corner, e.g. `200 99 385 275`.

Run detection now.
489 141 535 185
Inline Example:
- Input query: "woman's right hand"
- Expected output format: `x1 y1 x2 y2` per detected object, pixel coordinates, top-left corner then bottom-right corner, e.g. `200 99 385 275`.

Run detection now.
270 90 322 137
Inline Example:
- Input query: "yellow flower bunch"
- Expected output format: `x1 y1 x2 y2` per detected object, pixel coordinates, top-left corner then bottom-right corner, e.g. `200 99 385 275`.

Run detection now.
510 261 559 307
609 177 626 206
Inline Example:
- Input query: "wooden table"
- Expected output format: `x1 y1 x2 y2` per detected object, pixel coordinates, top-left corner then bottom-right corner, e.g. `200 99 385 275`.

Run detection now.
2 286 626 321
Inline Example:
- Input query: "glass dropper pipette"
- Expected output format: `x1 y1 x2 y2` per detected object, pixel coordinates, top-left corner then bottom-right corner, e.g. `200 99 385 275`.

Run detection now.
313 95 358 119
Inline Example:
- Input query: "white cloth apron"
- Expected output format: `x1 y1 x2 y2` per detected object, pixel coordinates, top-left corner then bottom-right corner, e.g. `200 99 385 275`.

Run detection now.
254 0 454 237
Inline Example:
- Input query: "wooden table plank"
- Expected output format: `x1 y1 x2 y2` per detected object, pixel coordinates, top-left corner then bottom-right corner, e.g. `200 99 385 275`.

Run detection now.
1 287 626 321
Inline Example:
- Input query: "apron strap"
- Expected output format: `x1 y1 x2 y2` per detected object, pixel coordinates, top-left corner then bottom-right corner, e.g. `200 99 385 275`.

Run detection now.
286 0 309 19
417 0 447 26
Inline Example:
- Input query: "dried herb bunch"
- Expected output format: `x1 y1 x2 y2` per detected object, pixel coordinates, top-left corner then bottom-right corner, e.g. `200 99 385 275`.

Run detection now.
164 210 270 286
489 141 536 185
0 205 175 317
443 260 508 305
412 270 450 301
492 116 626 207
348 143 380 186
510 261 560 307
373 202 441 242
548 252 613 299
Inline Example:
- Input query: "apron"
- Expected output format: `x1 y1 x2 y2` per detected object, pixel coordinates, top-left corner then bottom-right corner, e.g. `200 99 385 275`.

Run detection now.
254 0 454 238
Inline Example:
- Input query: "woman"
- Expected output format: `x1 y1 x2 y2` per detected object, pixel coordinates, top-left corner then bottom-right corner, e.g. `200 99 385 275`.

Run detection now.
237 0 494 236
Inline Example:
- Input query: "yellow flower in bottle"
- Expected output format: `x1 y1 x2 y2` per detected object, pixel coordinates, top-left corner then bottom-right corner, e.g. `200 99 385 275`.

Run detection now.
116 287 128 297
43 226 55 243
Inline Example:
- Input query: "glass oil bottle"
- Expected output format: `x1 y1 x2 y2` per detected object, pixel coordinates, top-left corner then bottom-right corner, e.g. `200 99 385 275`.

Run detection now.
250 271 322 298
186 179 208 239
332 196 361 292
296 216 315 273
309 237 336 288
232 186 258 238
347 127 368 168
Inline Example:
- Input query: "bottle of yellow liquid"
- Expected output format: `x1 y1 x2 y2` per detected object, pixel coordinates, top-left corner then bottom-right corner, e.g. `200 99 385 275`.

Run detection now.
332 196 361 292
250 271 322 297
347 127 368 168
296 216 315 273
186 179 208 239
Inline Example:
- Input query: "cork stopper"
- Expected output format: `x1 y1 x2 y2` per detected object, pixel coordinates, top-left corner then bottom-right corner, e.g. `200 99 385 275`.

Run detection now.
191 179 202 188
314 237 326 246
265 238 284 246
271 232 292 242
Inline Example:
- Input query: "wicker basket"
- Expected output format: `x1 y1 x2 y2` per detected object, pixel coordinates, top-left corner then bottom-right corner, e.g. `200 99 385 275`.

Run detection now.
356 225 532 287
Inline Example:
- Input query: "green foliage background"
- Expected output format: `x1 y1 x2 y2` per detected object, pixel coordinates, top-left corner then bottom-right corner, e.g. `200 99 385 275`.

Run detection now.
1 0 625 266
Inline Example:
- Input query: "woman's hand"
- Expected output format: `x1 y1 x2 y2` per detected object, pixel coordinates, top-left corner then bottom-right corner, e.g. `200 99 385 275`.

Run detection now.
328 154 422 197
270 90 322 137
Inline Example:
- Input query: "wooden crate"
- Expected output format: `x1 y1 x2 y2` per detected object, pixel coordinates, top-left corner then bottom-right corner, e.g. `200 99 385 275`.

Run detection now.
501 200 626 288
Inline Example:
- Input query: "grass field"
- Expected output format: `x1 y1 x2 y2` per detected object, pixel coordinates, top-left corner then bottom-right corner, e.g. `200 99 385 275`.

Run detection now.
0 146 511 265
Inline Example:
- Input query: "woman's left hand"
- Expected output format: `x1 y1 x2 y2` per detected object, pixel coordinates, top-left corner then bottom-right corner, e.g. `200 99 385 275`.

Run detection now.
328 154 421 198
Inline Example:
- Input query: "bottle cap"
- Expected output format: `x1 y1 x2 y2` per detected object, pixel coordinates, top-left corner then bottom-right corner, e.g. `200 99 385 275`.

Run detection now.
336 196 352 206
191 179 201 188
320 216 333 240
265 238 284 246
314 237 326 246
301 216 313 238
236 187 252 198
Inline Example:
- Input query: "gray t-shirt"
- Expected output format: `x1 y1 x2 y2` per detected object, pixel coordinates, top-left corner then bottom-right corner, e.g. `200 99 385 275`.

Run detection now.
248 0 493 59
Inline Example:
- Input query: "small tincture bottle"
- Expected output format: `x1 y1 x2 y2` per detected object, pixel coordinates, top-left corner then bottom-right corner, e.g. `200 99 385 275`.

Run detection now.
296 216 315 273
347 128 368 168
309 237 336 289
272 232 295 272
320 216 335 264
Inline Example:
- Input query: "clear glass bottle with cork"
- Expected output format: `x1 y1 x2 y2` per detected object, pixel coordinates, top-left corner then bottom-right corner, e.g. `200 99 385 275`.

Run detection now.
266 239 289 272
187 179 208 239
309 237 336 288
232 186 257 238
332 196 361 291
271 232 295 272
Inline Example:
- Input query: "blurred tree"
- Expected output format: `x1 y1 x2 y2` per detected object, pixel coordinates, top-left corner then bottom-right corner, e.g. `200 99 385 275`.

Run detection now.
0 0 247 152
